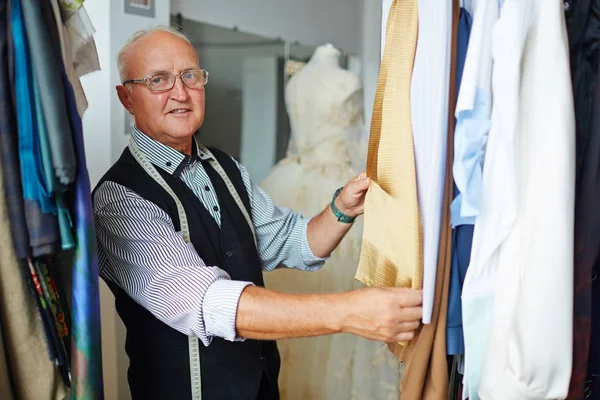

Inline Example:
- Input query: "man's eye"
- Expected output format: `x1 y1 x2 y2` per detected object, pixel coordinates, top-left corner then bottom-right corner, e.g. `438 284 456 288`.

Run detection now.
152 77 165 84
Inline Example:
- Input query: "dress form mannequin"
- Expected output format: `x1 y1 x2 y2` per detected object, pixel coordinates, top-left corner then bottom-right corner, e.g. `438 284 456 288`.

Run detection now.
261 44 399 400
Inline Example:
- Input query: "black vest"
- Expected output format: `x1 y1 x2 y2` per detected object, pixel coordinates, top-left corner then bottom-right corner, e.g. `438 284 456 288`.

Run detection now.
94 147 280 400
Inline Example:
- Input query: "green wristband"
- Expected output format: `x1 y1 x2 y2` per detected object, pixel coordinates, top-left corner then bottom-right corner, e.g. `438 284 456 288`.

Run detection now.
331 187 356 224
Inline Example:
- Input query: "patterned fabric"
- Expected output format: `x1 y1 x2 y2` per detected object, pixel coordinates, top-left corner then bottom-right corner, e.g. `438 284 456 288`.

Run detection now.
63 69 104 399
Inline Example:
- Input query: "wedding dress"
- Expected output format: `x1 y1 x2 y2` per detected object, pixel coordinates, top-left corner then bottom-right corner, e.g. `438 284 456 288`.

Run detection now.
260 44 399 400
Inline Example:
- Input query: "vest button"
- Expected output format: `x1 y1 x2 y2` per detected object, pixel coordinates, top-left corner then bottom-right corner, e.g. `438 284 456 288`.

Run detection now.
260 356 266 363
225 251 234 257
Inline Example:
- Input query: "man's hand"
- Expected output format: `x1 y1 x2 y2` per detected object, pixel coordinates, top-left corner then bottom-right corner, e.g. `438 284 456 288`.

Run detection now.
341 287 422 342
236 286 422 343
336 172 370 218
306 172 370 257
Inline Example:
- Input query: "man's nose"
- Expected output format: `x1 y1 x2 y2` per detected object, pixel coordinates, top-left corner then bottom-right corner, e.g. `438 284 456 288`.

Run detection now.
170 76 190 100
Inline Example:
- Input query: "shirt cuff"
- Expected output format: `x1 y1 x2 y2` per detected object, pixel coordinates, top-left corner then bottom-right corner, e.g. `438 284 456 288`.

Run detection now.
202 279 254 343
300 217 328 269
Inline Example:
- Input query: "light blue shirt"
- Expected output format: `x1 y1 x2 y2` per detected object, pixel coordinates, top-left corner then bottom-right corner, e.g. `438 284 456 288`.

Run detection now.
451 87 491 228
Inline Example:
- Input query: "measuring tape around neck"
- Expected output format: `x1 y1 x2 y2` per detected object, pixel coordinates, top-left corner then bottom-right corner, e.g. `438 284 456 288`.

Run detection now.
196 143 257 247
128 138 258 400
129 138 202 399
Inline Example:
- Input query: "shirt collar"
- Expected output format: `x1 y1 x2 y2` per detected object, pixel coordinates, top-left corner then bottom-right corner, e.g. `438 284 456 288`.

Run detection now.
131 126 213 176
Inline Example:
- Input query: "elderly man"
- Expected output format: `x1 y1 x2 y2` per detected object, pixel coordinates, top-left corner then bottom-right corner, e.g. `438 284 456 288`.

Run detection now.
93 26 422 400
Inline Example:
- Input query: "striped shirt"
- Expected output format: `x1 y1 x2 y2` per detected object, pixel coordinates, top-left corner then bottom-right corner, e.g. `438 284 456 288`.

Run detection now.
93 127 326 345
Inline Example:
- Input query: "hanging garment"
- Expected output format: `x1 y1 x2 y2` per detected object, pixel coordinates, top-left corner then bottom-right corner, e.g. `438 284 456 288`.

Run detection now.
23 199 60 256
565 0 600 397
469 1 575 399
447 6 473 356
11 0 55 214
357 0 422 292
410 0 453 324
388 3 459 399
566 0 600 187
19 0 77 185
451 0 497 225
261 44 400 400
0 321 15 400
62 65 104 398
0 0 29 258
450 0 498 368
52 0 100 117
0 183 67 400
12 0 62 257
586 275 600 397
570 60 600 399
459 0 519 396
0 90 67 400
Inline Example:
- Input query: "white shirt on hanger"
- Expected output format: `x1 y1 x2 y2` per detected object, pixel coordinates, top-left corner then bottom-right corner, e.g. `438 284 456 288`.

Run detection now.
409 0 453 324
464 0 574 398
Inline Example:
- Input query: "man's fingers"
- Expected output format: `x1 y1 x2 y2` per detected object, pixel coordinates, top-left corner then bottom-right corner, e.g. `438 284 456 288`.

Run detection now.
354 172 367 181
394 331 416 342
394 288 423 307
399 306 423 322
398 320 420 332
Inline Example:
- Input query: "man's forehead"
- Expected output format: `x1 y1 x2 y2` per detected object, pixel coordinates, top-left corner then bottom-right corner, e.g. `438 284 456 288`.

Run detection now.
128 33 199 74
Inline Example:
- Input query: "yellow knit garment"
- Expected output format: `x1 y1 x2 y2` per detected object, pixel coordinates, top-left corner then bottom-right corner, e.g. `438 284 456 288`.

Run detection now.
356 0 423 290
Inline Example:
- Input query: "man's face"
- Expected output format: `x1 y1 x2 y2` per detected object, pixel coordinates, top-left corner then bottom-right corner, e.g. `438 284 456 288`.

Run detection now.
116 31 205 149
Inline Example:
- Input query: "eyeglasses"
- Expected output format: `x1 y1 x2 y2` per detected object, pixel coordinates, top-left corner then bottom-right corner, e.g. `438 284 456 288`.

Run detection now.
122 69 209 92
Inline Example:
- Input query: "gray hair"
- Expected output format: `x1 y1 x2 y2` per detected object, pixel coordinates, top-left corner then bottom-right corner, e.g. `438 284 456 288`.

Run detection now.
117 25 192 82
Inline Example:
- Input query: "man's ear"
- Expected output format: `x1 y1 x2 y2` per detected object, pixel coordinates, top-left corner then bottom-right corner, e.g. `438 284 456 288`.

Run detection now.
116 85 134 114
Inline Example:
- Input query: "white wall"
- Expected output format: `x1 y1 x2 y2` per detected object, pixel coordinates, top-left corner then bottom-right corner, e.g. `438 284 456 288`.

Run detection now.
80 2 112 189
360 0 382 131
109 0 172 161
80 1 171 399
171 0 364 56
240 56 279 183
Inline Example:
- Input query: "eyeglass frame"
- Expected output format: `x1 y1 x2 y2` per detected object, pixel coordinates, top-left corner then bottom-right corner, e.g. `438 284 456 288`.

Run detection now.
121 68 209 92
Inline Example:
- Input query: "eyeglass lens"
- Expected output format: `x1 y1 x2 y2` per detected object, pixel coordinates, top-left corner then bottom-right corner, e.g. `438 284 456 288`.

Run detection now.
148 70 208 91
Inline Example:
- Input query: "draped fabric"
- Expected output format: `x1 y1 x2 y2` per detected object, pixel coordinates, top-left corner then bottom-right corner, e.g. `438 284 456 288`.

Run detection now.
0 0 103 397
63 68 104 399
0 322 15 400
19 0 77 186
0 0 29 259
357 0 422 290
388 4 459 399
0 107 67 400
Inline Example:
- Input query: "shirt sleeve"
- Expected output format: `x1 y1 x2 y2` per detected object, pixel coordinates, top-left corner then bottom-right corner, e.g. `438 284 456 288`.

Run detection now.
94 181 252 345
235 161 329 272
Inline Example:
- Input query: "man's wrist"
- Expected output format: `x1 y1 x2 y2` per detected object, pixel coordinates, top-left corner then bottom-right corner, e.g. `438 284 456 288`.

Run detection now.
331 187 356 223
